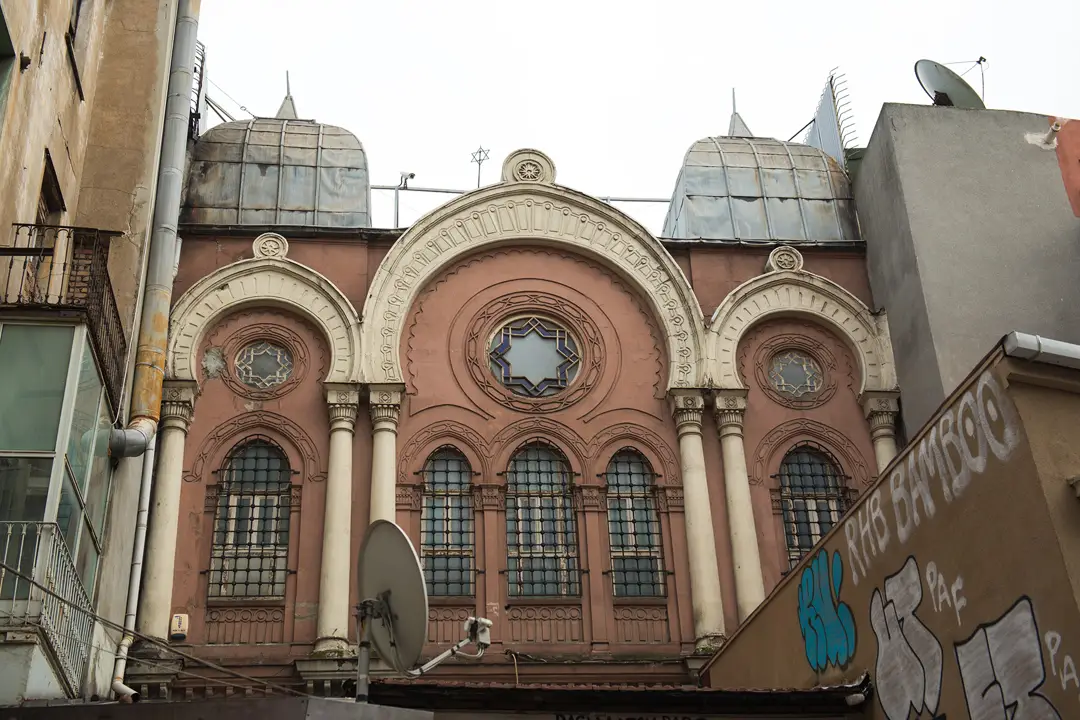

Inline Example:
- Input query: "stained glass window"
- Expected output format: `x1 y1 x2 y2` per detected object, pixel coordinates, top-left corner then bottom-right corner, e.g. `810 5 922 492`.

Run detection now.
505 442 580 596
420 448 475 596
605 450 665 597
209 438 292 599
768 350 824 398
489 317 580 397
236 341 293 389
774 444 853 569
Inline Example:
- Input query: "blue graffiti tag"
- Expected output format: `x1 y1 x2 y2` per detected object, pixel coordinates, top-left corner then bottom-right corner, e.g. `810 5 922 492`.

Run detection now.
798 548 857 672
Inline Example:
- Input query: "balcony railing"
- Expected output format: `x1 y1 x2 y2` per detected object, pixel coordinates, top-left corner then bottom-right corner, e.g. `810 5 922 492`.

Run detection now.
0 521 94 695
2 225 128 414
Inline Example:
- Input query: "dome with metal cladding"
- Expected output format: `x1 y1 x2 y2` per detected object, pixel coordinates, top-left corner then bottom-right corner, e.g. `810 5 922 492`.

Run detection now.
182 96 370 228
662 115 857 243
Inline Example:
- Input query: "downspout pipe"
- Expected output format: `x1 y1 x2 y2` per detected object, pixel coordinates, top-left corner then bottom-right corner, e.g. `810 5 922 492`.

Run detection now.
111 433 157 702
109 0 201 458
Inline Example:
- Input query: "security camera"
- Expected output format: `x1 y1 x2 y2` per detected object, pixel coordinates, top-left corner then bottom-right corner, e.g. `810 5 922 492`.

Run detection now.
403 172 416 180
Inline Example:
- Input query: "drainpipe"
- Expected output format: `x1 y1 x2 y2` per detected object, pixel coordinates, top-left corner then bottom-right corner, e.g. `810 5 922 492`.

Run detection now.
111 434 157 703
109 0 201 459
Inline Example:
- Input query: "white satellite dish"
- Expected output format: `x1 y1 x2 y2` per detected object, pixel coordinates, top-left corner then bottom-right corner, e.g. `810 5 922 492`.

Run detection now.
353 520 493 704
915 59 986 110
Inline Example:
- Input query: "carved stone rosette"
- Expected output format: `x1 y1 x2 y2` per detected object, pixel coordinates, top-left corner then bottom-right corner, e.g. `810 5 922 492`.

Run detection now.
368 385 403 427
670 390 705 435
161 380 198 433
325 384 361 432
713 389 748 440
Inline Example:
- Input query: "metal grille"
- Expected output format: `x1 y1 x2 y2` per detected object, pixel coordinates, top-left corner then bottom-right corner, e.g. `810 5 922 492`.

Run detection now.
605 450 666 597
209 438 292 599
420 447 475 596
772 443 855 569
504 442 580 597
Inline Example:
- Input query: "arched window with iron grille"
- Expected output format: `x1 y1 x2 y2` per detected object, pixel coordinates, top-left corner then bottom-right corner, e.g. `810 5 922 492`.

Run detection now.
604 449 665 597
772 443 856 569
504 441 580 597
208 437 293 599
419 447 475 597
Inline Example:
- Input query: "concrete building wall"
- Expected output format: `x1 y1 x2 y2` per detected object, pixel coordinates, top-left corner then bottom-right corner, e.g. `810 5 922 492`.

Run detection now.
856 103 1080 430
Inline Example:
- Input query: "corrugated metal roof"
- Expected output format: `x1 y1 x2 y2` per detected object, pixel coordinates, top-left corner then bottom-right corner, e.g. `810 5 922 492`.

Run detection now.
662 137 859 244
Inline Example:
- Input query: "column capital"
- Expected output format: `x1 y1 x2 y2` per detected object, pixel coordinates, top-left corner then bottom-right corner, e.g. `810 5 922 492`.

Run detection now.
713 389 748 438
670 389 706 433
368 384 404 427
860 391 901 438
325 383 362 432
160 380 198 432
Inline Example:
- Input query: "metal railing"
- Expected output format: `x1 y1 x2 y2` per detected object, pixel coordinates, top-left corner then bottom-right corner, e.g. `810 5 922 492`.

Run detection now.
0 522 94 695
2 225 128 414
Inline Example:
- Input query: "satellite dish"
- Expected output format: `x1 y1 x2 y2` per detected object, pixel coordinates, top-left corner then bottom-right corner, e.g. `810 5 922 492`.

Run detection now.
915 59 985 110
357 519 429 673
352 520 493 704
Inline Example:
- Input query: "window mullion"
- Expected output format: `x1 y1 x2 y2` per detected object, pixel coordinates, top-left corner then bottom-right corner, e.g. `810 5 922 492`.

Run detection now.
43 326 85 530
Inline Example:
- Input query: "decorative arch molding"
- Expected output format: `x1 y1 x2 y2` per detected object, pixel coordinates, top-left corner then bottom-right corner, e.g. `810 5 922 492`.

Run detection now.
489 417 590 472
707 246 896 395
585 423 679 484
168 236 362 384
749 418 871 488
396 420 488 485
361 149 707 390
184 410 325 485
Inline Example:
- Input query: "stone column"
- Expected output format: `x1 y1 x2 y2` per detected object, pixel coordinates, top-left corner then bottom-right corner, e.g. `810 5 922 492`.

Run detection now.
136 380 197 641
315 384 360 654
368 385 403 525
670 390 726 651
714 390 765 622
861 392 901 472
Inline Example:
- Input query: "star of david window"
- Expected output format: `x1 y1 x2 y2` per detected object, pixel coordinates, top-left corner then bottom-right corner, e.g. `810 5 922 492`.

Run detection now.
489 317 580 398
235 341 294 389
768 349 824 399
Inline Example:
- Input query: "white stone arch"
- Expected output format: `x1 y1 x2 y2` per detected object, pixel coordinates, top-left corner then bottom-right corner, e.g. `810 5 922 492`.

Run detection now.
707 247 897 394
361 149 708 390
168 236 362 384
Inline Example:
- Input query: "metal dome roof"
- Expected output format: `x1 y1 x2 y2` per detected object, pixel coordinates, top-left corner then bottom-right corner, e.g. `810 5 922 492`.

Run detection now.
662 135 857 243
182 117 371 228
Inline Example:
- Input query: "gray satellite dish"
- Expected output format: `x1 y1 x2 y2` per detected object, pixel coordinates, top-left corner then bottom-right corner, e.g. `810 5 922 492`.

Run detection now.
915 59 985 109
353 520 493 704
357 519 429 674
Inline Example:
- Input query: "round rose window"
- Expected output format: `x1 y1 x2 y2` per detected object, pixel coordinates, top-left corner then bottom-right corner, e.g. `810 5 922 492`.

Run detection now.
767 350 824 398
488 317 580 397
235 341 294 389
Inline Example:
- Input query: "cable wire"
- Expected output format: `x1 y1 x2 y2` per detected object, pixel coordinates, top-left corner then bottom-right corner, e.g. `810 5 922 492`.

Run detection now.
0 560 309 698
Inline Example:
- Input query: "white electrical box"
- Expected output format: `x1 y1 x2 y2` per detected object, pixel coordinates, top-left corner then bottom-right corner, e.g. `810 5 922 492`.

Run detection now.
169 613 189 641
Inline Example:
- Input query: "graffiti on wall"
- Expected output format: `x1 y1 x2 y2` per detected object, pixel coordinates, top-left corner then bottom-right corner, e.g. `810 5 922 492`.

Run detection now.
870 556 943 719
797 548 856 672
864 552 1062 720
842 372 1021 588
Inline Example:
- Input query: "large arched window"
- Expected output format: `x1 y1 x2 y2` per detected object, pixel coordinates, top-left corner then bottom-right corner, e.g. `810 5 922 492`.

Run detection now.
504 442 580 597
208 438 293 599
773 443 854 569
420 447 475 597
605 449 665 597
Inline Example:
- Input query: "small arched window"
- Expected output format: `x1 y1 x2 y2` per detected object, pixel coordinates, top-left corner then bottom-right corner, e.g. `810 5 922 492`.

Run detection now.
420 447 475 597
504 442 580 597
605 449 665 597
774 443 854 569
209 438 293 599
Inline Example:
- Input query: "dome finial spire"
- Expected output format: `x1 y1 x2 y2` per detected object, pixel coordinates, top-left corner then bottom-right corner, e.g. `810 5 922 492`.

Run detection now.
276 71 298 120
728 88 753 137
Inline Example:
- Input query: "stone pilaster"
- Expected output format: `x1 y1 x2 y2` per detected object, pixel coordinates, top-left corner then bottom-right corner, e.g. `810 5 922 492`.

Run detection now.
861 391 901 472
368 385 404 526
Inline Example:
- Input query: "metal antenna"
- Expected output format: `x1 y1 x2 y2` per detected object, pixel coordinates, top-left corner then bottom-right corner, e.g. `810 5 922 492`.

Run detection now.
286 70 291 96
470 146 490 189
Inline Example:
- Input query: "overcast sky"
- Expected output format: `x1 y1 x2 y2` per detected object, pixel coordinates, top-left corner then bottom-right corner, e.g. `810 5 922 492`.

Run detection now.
197 0 1079 234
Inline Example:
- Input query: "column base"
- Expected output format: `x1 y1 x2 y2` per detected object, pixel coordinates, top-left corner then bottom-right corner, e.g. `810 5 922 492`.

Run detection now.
311 636 354 658
692 632 727 655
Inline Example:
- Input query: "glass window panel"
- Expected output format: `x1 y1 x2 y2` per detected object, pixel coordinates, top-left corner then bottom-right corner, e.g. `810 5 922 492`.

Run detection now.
731 198 769 240
765 198 806 242
605 450 665 597
66 341 104 492
76 516 98 592
56 468 81 555
84 397 112 533
235 341 293 389
776 445 852 568
768 350 825 398
0 325 75 451
725 167 763 197
489 318 580 398
0 457 52 522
